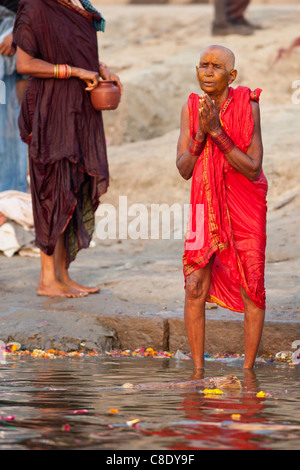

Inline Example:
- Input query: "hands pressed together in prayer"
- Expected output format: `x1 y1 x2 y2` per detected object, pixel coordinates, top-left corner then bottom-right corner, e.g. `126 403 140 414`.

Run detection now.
196 93 221 142
177 92 240 181
194 92 263 181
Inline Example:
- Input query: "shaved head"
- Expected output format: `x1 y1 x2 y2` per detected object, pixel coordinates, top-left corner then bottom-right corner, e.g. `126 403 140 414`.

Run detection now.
200 45 235 71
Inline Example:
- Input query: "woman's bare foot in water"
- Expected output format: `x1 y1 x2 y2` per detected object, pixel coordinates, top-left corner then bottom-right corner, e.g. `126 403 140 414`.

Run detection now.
37 280 88 298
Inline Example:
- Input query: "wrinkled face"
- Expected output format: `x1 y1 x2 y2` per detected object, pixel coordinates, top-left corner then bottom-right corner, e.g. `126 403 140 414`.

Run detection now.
196 48 236 95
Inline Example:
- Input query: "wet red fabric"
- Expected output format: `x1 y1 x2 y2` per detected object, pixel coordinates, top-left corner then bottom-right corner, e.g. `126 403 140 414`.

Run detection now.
183 86 268 312
13 0 108 265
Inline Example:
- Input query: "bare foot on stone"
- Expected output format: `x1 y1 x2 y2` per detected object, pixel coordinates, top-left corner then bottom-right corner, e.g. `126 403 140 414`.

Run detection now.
58 276 100 294
37 280 88 298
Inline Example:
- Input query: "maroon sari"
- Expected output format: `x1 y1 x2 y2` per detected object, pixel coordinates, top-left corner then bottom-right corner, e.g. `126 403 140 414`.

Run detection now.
13 0 108 266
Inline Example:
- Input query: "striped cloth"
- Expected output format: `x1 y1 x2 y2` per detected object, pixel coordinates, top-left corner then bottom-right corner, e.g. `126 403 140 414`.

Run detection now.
80 0 105 31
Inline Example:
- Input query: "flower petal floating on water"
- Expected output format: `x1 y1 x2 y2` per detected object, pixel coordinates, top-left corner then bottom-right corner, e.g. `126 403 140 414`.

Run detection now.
6 342 21 352
108 409 119 414
122 383 135 389
256 391 269 398
0 415 15 421
202 389 224 395
126 419 140 428
62 424 70 431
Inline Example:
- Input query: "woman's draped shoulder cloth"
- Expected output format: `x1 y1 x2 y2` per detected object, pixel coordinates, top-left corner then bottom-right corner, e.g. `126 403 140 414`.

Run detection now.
183 86 268 312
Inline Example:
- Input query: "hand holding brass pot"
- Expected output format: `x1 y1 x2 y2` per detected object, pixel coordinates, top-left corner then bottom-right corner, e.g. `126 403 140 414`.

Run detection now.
90 80 121 111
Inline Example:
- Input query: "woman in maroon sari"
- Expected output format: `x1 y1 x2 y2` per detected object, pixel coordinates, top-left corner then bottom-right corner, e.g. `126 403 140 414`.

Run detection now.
13 0 122 297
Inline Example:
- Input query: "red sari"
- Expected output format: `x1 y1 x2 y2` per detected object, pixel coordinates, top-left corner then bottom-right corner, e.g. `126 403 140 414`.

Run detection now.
183 86 268 312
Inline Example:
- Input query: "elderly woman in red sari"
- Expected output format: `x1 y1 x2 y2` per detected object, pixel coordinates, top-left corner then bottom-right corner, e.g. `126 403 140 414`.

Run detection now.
177 45 267 369
13 0 122 298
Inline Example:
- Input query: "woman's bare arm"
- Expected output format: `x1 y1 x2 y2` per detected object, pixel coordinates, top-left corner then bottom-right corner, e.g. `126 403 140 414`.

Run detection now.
201 94 263 181
216 101 263 181
16 46 99 91
176 102 206 180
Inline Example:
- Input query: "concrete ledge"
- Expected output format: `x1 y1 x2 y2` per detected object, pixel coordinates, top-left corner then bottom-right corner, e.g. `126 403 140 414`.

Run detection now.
96 314 298 356
168 317 299 356
0 243 298 357
99 314 169 351
0 305 298 356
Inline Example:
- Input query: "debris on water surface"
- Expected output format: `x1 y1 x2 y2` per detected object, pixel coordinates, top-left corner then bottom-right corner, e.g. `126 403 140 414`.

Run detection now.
275 351 293 362
122 383 135 389
174 350 190 360
108 418 141 429
0 340 298 365
62 424 71 431
0 415 15 421
122 375 241 391
126 419 140 427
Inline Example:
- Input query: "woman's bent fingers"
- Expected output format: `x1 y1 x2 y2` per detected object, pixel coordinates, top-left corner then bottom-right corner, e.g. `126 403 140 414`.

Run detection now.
84 78 99 91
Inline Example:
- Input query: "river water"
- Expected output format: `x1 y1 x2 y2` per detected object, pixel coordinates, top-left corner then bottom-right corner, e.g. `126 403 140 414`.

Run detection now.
0 355 299 451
